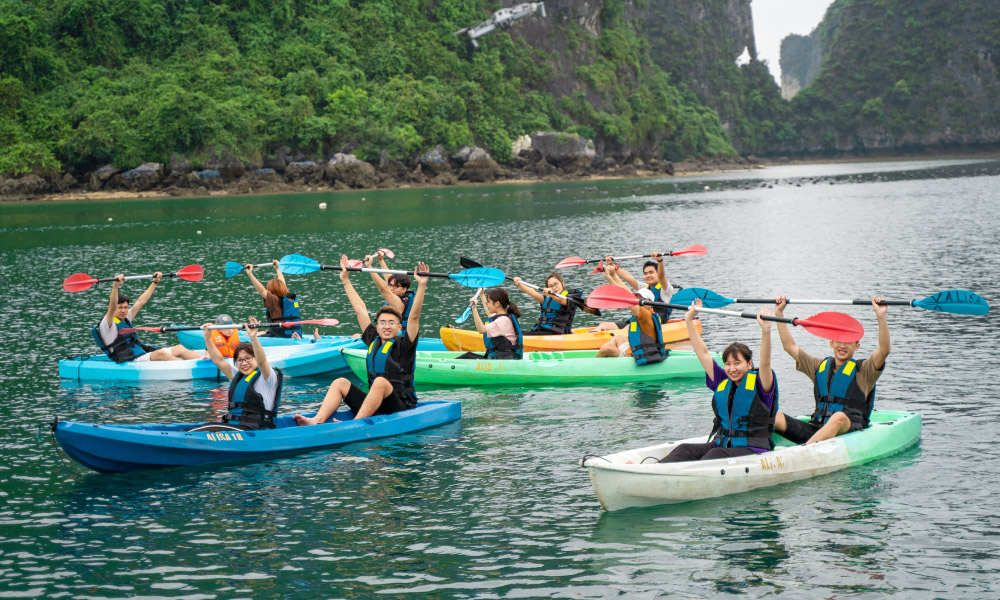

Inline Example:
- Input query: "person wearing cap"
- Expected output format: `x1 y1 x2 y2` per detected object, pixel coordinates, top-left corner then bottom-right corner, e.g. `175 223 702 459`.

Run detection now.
209 314 240 359
771 295 890 444
594 263 666 365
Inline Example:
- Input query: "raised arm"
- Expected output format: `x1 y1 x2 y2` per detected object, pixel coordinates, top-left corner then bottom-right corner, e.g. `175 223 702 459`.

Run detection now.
366 253 404 312
685 299 716 375
602 262 642 318
773 296 801 362
651 252 675 298
245 264 268 298
513 277 544 304
105 274 124 324
202 324 235 379
616 264 641 291
868 297 891 370
339 254 371 331
756 307 774 393
405 262 429 342
129 271 161 318
470 294 487 334
247 317 272 379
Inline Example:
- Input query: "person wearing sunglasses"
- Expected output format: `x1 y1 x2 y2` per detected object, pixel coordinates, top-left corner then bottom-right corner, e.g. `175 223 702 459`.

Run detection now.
189 316 282 432
294 255 429 426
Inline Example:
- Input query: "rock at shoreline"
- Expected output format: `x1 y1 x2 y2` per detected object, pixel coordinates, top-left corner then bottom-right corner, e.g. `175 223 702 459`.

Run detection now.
263 146 292 171
285 161 323 184
460 147 500 182
119 162 164 191
1 174 48 196
325 153 376 188
205 146 248 179
418 145 450 175
88 165 119 191
530 132 596 170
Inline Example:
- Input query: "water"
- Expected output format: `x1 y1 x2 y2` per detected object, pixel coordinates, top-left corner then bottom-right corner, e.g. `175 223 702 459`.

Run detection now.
2 157 998 598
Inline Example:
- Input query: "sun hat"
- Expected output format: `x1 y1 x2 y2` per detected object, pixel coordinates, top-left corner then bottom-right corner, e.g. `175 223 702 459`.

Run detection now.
215 314 234 325
637 288 656 302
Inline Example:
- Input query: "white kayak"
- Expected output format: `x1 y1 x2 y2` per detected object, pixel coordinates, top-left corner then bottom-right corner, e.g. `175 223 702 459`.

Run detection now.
581 410 921 511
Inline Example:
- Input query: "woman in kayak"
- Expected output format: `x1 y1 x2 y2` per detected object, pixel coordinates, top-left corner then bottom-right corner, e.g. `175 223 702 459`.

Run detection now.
364 251 416 330
595 262 665 365
294 256 428 425
470 288 523 359
658 299 777 462
189 317 282 432
245 260 302 338
513 273 582 335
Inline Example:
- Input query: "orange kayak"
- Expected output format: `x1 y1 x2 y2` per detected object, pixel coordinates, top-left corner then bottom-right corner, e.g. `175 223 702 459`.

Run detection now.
439 319 698 352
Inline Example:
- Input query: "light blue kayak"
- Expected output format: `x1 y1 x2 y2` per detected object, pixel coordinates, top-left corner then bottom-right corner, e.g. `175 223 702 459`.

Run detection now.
174 328 447 351
51 400 461 473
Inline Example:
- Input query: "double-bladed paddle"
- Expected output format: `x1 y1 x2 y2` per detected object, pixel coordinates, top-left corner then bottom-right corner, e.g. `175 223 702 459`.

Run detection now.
225 261 273 278
347 247 395 268
455 288 483 324
278 254 504 288
118 318 341 335
670 287 990 316
63 265 204 293
554 244 707 269
459 257 601 316
587 284 864 342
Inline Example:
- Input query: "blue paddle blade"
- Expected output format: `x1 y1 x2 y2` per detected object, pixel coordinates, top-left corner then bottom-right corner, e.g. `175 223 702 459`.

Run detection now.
913 289 990 315
669 287 733 309
224 261 245 278
278 253 321 275
455 305 473 324
448 267 505 288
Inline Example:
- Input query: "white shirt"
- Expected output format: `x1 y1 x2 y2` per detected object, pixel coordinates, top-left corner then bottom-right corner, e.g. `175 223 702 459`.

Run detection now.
98 308 136 346
230 367 280 411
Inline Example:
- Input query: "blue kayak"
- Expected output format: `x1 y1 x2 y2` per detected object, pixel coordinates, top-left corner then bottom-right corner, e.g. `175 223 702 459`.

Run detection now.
174 329 448 352
51 400 461 473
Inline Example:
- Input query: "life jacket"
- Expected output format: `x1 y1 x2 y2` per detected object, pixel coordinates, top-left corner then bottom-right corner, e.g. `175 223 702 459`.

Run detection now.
210 329 240 358
92 316 157 363
365 336 417 408
711 369 778 450
225 368 283 429
626 311 665 365
648 283 672 319
264 294 301 337
483 313 523 360
386 290 415 333
811 357 875 429
533 289 580 334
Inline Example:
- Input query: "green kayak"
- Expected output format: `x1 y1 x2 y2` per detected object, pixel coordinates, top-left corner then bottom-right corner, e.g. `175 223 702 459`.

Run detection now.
340 348 715 387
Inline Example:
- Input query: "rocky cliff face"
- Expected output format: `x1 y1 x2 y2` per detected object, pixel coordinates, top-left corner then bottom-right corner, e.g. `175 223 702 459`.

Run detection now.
779 34 823 100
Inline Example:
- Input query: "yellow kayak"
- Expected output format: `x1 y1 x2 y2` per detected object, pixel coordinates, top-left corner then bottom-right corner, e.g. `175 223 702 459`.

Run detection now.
439 319 699 352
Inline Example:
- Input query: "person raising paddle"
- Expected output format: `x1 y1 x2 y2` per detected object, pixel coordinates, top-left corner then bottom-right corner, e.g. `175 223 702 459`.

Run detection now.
591 252 677 331
595 261 665 365
470 288 523 359
245 260 302 339
658 299 778 462
294 256 429 425
94 273 204 363
364 251 416 331
772 296 890 444
513 272 583 335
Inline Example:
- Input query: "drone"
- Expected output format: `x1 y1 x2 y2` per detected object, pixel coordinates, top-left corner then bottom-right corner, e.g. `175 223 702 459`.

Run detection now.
454 2 547 48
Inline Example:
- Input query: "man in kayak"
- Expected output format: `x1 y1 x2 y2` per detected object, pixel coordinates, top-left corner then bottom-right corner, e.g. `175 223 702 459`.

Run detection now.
245 260 302 338
594 263 665 364
94 273 204 363
591 252 676 331
365 251 416 330
772 296 890 444
294 256 429 425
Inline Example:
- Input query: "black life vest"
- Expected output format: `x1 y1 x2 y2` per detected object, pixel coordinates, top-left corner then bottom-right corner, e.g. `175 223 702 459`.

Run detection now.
365 336 417 408
483 313 523 360
265 294 301 337
533 289 580 334
626 312 665 365
710 369 778 450
812 357 875 429
92 316 157 363
225 368 283 429
385 290 415 332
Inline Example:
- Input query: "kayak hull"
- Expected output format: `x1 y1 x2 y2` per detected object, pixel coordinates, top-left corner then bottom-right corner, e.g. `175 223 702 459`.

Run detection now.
58 341 361 381
440 319 698 352
175 329 447 351
341 348 713 386
52 400 461 473
582 410 921 511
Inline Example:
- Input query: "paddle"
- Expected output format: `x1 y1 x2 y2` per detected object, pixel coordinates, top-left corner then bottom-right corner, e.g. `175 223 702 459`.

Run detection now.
63 265 204 293
225 261 273 278
455 288 483 324
554 244 707 269
278 254 504 288
119 318 342 334
670 287 990 316
587 284 864 342
347 248 395 268
459 256 602 316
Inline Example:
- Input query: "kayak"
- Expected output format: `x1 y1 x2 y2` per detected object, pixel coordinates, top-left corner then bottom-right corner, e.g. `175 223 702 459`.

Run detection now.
581 410 921 511
50 400 461 473
439 319 699 352
175 328 447 351
59 341 358 381
341 348 715 387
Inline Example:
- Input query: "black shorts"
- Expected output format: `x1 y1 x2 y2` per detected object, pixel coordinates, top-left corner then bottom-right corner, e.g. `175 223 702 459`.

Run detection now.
344 382 413 416
524 328 561 336
780 413 865 444
658 442 758 463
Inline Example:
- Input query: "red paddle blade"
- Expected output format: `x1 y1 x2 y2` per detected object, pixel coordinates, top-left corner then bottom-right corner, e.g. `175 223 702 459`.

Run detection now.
283 318 340 328
347 259 363 268
589 264 604 275
379 248 395 259
669 244 707 257
117 326 164 334
585 284 641 309
176 264 204 282
796 312 865 342
63 273 98 292
555 256 587 268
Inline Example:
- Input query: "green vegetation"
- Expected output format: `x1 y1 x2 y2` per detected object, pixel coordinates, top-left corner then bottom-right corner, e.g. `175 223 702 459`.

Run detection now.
0 0 737 177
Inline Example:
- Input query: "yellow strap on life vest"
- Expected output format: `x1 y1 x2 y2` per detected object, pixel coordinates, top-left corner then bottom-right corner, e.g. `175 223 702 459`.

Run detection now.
381 341 394 354
630 322 637 332
818 359 828 374
716 380 728 392
293 301 299 308
113 317 122 325
245 369 258 382
368 340 376 353
745 372 757 390
843 360 856 376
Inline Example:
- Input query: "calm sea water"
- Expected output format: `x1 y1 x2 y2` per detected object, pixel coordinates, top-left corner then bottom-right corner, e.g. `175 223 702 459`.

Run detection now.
1 157 998 598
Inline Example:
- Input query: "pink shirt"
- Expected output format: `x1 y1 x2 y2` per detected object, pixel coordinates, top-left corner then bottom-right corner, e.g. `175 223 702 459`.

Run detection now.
484 314 518 345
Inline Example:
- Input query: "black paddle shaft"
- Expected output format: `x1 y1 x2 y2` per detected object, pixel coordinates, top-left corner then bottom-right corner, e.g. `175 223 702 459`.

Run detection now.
460 257 600 315
638 299 801 325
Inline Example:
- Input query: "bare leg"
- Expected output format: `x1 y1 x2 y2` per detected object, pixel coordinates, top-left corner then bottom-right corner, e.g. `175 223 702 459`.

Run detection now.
353 377 393 419
806 412 851 444
148 348 181 361
170 345 205 360
294 378 352 426
595 333 626 358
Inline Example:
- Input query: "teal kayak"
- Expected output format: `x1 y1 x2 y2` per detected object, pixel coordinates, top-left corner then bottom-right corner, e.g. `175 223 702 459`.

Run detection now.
581 410 921 510
175 328 448 351
341 348 714 387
